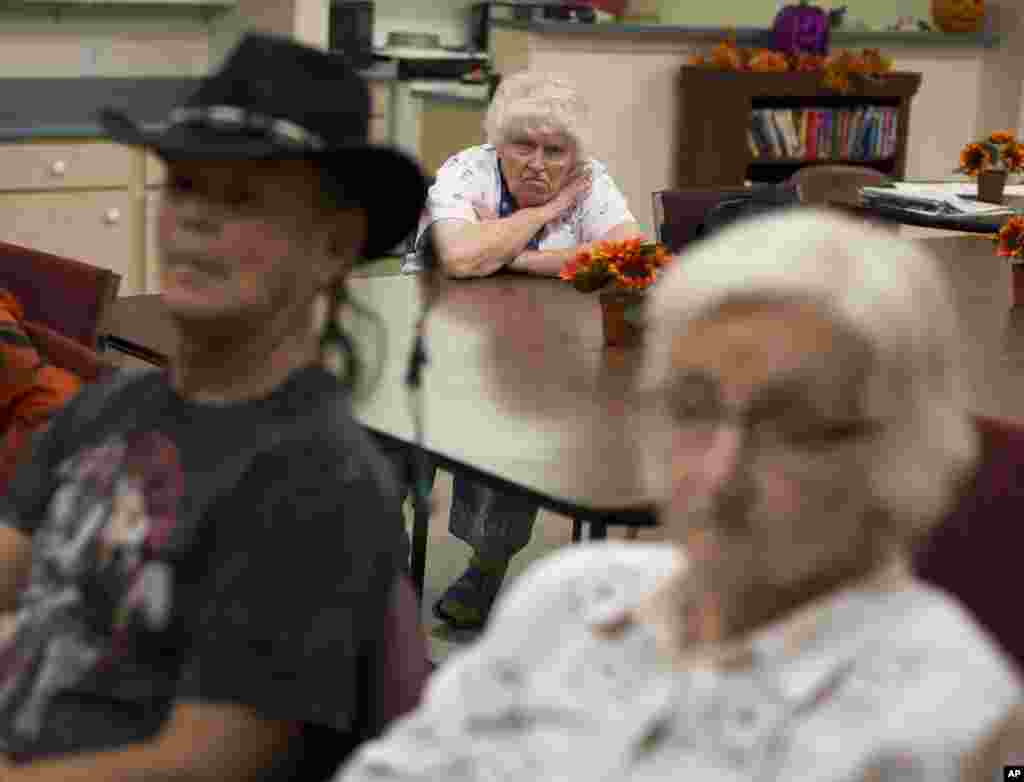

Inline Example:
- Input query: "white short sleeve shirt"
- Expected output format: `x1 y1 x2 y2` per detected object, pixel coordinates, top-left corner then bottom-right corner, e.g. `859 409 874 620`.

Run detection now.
414 144 636 254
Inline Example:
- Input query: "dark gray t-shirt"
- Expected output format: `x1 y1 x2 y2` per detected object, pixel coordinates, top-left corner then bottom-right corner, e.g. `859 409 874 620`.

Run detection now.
0 366 408 778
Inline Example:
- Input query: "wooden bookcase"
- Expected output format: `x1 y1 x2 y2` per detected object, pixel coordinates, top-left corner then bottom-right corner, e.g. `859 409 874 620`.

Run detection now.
676 67 922 187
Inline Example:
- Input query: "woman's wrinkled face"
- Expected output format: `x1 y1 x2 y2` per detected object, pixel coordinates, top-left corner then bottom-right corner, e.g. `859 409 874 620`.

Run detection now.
496 127 578 208
658 300 886 601
156 159 339 328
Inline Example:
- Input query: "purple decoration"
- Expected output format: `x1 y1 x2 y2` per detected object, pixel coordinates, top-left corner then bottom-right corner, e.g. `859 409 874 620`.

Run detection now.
772 1 831 55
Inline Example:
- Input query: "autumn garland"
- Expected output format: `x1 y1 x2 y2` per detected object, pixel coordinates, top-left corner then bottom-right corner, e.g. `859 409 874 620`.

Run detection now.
687 38 894 94
560 238 672 293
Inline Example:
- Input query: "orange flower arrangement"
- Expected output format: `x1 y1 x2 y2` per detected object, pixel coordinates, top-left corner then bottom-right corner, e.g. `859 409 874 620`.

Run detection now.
956 131 1024 176
686 40 893 94
994 216 1024 262
560 238 671 293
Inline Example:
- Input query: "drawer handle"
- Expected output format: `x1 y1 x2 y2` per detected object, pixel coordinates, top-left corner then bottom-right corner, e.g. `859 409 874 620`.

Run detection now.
50 160 67 176
103 208 121 225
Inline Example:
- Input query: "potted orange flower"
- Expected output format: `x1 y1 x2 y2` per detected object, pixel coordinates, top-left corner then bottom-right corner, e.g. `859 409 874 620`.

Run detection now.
956 131 1024 204
559 238 671 346
994 216 1024 307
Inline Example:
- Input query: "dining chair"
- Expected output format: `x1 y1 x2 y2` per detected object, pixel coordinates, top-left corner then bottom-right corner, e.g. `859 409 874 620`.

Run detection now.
783 163 890 206
0 241 121 350
913 415 1024 679
652 183 800 254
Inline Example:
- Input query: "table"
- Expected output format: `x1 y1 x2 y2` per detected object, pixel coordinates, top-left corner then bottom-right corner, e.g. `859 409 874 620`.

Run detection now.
101 237 1024 591
101 276 661 593
831 181 1024 234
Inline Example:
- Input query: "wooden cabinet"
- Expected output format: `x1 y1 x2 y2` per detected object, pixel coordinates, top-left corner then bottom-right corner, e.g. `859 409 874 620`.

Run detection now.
676 68 922 187
144 189 164 294
368 81 392 144
0 140 141 293
0 189 133 284
418 100 486 175
0 142 132 190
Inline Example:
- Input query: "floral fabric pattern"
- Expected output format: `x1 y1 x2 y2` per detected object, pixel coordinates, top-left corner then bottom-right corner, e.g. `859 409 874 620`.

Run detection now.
338 542 1022 782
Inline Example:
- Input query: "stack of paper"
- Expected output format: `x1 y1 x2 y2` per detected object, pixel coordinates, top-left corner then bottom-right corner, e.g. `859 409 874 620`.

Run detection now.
860 184 1017 217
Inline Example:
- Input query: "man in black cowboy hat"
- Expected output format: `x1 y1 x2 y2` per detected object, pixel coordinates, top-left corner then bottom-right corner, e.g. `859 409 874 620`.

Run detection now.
0 32 429 780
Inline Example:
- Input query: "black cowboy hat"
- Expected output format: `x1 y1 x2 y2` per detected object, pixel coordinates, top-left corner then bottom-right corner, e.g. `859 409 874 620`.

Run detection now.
98 32 427 261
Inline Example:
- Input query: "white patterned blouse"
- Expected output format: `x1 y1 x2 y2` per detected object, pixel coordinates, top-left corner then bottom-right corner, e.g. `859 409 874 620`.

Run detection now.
336 542 1022 781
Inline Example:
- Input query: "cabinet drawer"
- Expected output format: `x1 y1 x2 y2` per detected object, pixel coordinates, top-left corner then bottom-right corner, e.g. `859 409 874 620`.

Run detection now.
0 142 133 191
0 190 135 293
369 82 390 117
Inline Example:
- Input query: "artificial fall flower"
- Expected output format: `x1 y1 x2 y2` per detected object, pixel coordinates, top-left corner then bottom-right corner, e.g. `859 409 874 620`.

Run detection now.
1002 143 1024 172
991 131 1016 145
748 49 789 72
709 40 745 71
996 217 1024 260
560 250 614 292
561 239 670 293
792 53 826 72
959 143 993 176
610 260 658 291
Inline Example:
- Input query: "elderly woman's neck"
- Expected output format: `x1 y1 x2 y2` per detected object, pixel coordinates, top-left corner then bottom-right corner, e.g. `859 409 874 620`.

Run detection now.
636 537 899 658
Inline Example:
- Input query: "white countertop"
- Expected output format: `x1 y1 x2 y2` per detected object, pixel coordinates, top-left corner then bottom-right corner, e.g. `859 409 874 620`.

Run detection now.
372 46 488 61
409 80 490 103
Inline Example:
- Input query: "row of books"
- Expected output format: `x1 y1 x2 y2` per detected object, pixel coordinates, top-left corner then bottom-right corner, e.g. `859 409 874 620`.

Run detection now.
747 107 900 162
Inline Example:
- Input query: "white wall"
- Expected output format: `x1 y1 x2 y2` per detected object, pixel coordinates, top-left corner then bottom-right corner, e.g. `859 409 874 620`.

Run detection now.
0 7 211 77
373 0 474 47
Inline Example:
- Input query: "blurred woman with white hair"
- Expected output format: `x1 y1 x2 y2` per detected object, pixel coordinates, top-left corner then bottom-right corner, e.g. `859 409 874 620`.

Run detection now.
339 209 1022 780
398 71 642 630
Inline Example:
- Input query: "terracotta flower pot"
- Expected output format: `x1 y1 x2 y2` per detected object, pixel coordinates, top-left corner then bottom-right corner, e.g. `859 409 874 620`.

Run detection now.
599 289 645 347
978 169 1007 204
1013 264 1024 308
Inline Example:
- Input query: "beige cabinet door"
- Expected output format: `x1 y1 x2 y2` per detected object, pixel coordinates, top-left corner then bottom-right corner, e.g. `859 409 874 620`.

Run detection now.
144 188 165 294
0 190 136 293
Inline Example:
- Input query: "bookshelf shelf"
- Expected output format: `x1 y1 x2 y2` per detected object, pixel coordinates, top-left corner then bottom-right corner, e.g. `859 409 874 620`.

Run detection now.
677 68 922 187
751 157 896 165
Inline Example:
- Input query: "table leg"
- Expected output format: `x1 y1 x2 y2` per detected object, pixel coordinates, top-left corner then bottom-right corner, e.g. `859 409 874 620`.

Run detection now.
411 502 430 602
571 519 583 542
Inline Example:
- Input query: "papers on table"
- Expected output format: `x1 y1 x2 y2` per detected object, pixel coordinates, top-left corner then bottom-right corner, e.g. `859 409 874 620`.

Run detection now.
860 184 1018 217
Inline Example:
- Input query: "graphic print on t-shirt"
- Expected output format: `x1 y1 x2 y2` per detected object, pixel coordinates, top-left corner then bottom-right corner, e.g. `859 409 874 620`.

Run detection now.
0 431 183 743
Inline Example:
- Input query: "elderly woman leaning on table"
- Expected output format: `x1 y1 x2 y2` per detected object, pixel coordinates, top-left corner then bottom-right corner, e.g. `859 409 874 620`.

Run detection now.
340 210 1023 780
394 71 643 630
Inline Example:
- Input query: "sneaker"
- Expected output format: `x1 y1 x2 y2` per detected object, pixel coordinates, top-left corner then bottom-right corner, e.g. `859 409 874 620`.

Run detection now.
433 555 509 630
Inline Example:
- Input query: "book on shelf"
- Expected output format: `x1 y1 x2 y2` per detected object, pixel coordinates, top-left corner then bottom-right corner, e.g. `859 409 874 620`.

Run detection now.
747 106 899 162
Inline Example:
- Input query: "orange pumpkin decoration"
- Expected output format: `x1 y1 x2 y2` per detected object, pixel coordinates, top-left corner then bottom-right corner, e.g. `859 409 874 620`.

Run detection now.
930 0 984 33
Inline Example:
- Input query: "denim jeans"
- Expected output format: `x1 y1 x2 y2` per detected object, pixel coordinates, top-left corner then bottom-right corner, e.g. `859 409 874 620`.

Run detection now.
374 436 538 564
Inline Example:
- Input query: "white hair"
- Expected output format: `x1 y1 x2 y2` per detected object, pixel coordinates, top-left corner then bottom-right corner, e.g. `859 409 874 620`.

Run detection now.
642 208 977 545
484 71 590 159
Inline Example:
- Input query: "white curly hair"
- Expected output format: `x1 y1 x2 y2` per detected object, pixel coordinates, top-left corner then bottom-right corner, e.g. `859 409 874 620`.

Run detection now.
484 70 591 159
641 208 977 546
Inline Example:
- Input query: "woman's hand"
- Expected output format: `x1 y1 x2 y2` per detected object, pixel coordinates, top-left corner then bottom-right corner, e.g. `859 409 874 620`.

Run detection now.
542 167 593 223
472 202 499 222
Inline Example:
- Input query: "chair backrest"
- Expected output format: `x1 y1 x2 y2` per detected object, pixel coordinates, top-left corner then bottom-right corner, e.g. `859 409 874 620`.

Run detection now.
913 415 1024 679
652 184 799 254
0 241 121 349
784 163 890 206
